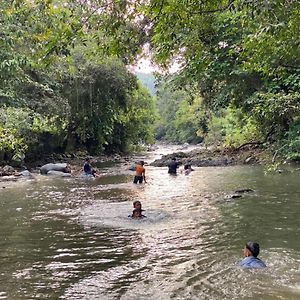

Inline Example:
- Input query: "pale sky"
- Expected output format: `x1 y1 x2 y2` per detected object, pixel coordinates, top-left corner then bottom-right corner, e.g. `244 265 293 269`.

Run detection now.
128 43 183 74
129 58 182 74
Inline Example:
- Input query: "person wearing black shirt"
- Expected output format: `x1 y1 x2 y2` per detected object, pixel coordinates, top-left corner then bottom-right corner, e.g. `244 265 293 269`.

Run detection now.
168 157 179 174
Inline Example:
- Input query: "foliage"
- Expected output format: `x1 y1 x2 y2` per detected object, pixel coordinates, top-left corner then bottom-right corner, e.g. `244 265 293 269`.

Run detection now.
155 80 205 143
64 58 155 154
140 0 300 157
0 1 157 163
1 0 299 163
281 120 300 161
205 107 263 148
0 107 66 161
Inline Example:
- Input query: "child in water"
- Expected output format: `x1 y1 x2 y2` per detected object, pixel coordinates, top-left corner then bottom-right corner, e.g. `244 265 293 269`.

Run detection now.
130 201 146 219
183 164 194 175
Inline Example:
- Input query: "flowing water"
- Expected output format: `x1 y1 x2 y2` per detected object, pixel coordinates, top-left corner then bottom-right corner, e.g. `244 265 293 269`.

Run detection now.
0 146 299 300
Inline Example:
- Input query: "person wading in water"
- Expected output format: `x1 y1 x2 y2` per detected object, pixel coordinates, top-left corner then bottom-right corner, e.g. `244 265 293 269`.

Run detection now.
133 161 147 184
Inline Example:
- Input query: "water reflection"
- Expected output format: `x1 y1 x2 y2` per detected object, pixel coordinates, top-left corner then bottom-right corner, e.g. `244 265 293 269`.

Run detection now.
0 150 300 299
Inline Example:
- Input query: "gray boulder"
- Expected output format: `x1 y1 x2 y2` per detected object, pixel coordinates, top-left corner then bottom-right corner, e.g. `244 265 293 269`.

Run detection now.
40 163 70 175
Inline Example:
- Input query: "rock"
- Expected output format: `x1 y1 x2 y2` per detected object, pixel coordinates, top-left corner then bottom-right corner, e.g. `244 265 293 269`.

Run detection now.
177 143 189 150
244 156 255 164
40 163 70 175
3 165 15 175
227 194 242 199
128 164 137 171
235 188 255 193
47 170 72 177
19 170 35 178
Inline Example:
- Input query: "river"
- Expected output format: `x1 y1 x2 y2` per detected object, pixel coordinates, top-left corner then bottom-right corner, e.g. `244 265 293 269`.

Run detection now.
0 145 299 299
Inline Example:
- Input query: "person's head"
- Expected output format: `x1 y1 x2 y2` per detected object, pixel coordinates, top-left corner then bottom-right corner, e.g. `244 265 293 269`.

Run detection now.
139 161 144 166
184 164 191 170
133 200 142 209
244 241 260 258
172 157 176 161
132 208 142 219
85 157 90 163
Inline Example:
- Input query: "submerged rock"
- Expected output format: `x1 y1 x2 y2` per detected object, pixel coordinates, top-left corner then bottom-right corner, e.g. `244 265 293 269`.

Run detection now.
234 188 255 193
226 194 243 199
19 170 34 177
47 170 72 177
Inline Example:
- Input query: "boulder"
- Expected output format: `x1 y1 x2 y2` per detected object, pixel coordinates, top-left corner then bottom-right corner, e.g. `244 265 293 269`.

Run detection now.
19 170 35 178
40 163 70 175
2 165 15 175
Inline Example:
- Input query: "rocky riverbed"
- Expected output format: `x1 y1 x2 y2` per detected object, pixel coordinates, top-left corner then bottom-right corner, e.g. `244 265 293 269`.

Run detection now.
0 145 278 181
150 146 269 167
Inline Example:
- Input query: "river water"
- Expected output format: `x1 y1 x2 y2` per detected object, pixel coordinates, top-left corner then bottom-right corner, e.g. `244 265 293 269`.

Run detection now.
0 146 299 300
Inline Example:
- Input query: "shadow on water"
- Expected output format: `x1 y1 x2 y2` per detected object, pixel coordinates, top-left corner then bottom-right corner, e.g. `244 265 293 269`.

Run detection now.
0 149 300 299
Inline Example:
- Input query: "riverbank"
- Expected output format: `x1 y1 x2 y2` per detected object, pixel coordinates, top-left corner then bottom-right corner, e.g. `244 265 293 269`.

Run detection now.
0 143 293 180
150 145 274 167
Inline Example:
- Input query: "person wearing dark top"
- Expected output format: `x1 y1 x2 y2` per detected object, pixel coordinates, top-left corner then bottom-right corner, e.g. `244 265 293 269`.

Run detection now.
130 201 146 219
83 158 99 177
239 241 267 269
168 157 180 174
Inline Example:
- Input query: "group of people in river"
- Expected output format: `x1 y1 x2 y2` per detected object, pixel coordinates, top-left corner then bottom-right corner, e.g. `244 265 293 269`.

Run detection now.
83 157 266 269
131 157 194 185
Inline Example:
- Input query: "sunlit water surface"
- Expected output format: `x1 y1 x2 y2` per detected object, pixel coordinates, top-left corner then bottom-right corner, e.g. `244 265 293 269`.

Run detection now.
0 146 299 299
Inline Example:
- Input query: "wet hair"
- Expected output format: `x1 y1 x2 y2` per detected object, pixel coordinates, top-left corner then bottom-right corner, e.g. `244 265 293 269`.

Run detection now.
172 157 176 161
184 164 191 170
133 200 141 207
246 241 260 257
140 161 144 166
132 208 142 218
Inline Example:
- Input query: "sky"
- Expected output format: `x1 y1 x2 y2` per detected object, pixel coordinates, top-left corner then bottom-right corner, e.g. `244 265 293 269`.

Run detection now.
128 43 183 74
129 58 182 74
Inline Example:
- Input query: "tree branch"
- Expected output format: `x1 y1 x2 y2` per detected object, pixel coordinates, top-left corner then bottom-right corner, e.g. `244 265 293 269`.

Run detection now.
187 0 235 15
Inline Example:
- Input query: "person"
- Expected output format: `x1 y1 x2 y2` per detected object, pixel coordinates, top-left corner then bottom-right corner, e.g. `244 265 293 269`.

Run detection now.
130 201 146 219
239 241 267 269
183 164 194 175
168 157 180 174
133 161 146 184
83 158 99 177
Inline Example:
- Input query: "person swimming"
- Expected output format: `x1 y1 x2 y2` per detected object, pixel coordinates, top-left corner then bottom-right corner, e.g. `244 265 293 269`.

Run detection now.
130 201 146 219
183 164 194 175
239 241 267 269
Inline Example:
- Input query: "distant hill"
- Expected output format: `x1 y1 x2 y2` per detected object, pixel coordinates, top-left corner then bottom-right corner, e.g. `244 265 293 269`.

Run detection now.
136 72 157 96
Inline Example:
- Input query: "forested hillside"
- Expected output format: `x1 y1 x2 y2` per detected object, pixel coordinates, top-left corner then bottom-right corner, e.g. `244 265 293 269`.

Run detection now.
1 0 299 165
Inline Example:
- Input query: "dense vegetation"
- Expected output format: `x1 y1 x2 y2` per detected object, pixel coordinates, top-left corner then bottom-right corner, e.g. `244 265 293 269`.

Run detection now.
151 0 300 161
1 0 299 165
0 1 155 165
